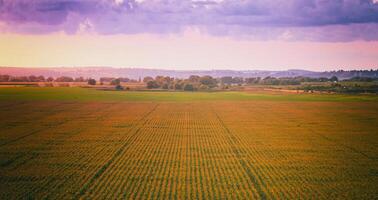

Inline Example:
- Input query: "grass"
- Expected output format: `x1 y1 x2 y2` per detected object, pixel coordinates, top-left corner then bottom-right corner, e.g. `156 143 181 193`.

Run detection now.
0 87 377 102
0 87 377 199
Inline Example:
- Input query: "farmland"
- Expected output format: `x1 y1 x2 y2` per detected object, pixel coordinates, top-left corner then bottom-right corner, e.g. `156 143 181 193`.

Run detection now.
0 87 377 199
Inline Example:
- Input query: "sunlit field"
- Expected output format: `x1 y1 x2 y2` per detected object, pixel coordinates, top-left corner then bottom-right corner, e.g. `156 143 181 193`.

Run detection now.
0 87 377 199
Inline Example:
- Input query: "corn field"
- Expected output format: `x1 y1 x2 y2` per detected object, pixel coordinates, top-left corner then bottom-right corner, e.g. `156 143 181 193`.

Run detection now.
0 101 377 199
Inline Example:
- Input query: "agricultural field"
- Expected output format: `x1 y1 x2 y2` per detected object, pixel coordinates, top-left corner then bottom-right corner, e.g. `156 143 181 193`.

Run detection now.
0 87 377 199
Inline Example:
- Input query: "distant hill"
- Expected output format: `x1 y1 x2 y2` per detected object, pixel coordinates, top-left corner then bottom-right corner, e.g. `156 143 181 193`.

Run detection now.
0 67 377 80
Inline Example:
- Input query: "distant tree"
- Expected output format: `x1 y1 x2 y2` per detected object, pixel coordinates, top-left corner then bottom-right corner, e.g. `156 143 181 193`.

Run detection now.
37 75 45 82
199 76 218 88
55 76 74 82
162 83 169 89
330 76 338 82
0 75 10 82
220 76 233 85
75 77 85 82
147 80 160 89
119 77 130 82
155 76 165 84
87 78 96 85
174 81 183 90
245 77 260 84
143 76 154 83
262 76 279 85
28 75 38 82
188 75 201 83
169 84 175 90
232 77 244 84
10 76 29 82
110 78 121 85
183 84 194 91
46 77 54 82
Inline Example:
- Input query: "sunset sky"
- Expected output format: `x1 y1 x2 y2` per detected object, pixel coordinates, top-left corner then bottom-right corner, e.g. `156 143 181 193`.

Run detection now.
1 0 378 71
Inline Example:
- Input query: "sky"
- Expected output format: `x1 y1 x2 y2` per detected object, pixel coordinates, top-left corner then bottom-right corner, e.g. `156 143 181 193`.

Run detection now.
0 0 378 71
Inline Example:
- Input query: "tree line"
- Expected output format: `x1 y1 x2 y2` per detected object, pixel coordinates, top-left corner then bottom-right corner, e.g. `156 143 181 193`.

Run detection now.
0 75 87 83
1 74 376 90
143 75 218 91
142 75 372 91
0 75 141 86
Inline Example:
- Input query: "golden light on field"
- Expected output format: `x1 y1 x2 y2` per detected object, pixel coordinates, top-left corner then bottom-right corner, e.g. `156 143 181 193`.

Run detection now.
0 98 377 199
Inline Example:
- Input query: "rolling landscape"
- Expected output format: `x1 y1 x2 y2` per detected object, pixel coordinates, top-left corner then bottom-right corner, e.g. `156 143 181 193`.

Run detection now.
1 0 378 199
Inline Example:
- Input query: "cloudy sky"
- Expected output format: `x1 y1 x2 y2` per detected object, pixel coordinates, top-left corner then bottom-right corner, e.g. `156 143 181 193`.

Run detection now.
0 0 377 70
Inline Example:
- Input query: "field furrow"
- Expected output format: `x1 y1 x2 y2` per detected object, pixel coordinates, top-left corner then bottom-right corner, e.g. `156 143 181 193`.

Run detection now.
1 99 377 199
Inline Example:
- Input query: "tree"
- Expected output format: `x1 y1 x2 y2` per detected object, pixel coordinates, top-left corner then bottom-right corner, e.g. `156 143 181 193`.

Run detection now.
119 77 130 82
245 77 260 84
28 75 38 82
220 76 233 85
55 76 74 82
75 77 85 82
87 78 96 85
184 84 194 91
330 76 338 82
199 76 218 88
10 76 29 82
162 83 169 89
188 75 201 83
155 76 172 86
110 78 121 85
262 76 279 85
27 75 45 82
174 81 183 90
37 76 45 82
143 76 154 83
146 80 160 89
46 77 54 82
0 75 10 82
232 77 244 84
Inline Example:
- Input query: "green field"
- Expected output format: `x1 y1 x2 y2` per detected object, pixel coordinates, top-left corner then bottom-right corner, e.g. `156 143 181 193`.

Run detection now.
0 87 377 102
0 87 377 199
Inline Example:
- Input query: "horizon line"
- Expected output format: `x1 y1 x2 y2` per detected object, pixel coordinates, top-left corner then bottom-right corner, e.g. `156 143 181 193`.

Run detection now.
2 66 377 73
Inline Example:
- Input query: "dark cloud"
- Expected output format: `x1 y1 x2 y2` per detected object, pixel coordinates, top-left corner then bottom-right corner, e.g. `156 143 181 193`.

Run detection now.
0 0 378 41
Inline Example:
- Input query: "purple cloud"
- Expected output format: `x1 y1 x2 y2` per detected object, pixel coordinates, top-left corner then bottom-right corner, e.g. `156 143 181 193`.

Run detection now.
0 0 378 41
